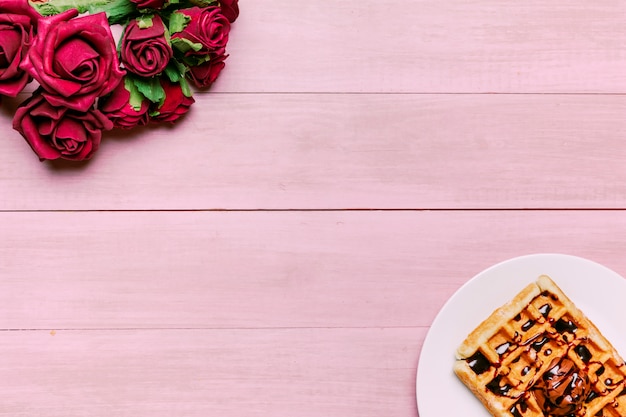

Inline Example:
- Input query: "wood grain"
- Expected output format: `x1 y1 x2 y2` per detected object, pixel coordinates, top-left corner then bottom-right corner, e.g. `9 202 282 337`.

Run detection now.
2 94 626 210
0 328 422 417
2 1 626 417
2 210 625 330
219 0 626 93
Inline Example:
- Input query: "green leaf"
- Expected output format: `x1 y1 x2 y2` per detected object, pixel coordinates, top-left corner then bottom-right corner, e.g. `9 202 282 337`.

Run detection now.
164 63 182 83
182 54 211 67
131 76 165 105
173 58 188 75
136 14 154 29
29 0 137 20
168 11 190 34
171 37 203 54
124 77 146 111
29 0 88 15
187 0 217 7
88 0 136 25
179 77 192 98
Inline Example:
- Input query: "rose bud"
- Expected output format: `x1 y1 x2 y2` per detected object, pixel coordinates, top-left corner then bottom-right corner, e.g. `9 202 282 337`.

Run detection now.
121 15 173 78
219 0 239 23
150 77 194 124
186 52 227 89
20 10 125 113
13 89 113 161
170 6 230 56
0 0 40 97
98 76 150 129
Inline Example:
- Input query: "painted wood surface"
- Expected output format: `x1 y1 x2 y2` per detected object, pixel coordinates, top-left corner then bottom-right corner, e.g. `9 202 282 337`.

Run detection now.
220 0 626 93
2 210 626 330
2 94 626 210
2 1 626 417
0 328 423 417
3 210 626 416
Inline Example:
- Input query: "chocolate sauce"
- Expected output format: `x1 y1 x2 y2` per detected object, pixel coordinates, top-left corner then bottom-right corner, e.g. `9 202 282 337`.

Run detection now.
509 400 528 417
586 390 599 403
522 320 535 332
574 345 592 363
538 303 552 318
521 366 531 376
534 357 590 415
514 313 522 321
486 375 512 396
467 351 491 375
554 318 577 334
605 378 613 386
595 365 605 376
496 342 512 356
531 335 550 352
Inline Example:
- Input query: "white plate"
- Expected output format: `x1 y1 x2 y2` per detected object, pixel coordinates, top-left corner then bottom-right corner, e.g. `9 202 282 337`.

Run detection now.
416 253 626 417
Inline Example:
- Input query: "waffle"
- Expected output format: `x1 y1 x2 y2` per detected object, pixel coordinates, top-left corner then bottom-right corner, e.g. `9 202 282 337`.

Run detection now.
454 275 626 417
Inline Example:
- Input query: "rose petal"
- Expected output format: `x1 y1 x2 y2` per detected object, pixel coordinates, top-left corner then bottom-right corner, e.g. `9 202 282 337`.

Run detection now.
55 117 87 144
54 38 100 80
21 10 124 112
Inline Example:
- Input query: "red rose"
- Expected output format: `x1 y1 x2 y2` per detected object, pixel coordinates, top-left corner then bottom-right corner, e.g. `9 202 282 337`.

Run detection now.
171 7 230 56
20 10 125 112
98 77 150 129
0 0 39 97
129 0 166 10
13 90 113 161
219 0 239 23
121 15 173 78
150 78 194 123
186 52 226 89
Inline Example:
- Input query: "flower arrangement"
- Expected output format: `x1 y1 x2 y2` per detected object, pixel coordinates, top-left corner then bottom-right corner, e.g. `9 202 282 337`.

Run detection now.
0 0 238 161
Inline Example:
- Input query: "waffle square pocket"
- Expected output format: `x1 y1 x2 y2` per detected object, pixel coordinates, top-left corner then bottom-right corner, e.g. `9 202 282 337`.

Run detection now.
454 275 626 417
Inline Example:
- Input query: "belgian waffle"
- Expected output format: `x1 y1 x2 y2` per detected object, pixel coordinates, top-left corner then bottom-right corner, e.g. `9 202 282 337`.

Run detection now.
454 275 626 417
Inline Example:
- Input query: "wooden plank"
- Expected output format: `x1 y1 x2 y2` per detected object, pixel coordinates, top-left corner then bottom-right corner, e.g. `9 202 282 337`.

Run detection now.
2 94 626 210
0 327 422 417
1 210 626 330
219 0 626 93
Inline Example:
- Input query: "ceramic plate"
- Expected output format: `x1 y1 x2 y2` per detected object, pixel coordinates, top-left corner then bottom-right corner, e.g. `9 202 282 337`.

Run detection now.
415 253 626 417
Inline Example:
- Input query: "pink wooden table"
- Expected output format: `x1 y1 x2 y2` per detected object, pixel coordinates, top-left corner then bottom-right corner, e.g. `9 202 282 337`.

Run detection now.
2 1 626 416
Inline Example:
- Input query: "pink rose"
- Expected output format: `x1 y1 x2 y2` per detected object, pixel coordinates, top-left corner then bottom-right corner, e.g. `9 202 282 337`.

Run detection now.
186 52 226 89
20 10 125 112
219 0 239 23
0 0 39 97
121 15 173 78
171 7 230 56
13 90 113 161
98 77 150 129
129 0 166 10
150 78 194 123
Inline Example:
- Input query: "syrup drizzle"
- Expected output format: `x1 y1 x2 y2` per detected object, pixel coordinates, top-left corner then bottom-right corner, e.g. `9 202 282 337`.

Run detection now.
575 345 592 363
496 342 512 356
464 293 626 417
467 351 491 375
554 318 578 334
538 303 552 318
521 320 535 332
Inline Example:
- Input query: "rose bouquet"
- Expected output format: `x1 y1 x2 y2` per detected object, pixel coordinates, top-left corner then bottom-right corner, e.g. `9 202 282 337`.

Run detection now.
0 0 238 161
